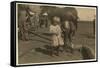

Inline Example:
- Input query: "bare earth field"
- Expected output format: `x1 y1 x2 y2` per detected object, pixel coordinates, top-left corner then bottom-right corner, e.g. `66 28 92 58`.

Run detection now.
18 21 96 64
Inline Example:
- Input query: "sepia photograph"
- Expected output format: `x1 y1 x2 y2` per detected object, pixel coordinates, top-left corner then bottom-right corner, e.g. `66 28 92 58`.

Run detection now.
11 1 97 66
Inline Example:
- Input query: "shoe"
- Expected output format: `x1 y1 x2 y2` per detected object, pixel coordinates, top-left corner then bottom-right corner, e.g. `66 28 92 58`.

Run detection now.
54 52 59 56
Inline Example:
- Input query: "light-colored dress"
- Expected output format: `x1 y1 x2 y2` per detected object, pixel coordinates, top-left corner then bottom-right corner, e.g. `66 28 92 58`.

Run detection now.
50 25 64 46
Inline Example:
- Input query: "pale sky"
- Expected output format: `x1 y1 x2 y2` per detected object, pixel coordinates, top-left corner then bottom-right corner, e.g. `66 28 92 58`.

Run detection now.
76 7 96 21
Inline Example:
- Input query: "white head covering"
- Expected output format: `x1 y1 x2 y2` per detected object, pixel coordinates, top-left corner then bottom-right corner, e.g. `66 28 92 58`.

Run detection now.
43 12 48 16
29 11 35 15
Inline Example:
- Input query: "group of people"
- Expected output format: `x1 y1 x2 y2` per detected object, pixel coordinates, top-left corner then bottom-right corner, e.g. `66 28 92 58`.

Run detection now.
49 16 76 56
18 5 77 56
18 7 49 41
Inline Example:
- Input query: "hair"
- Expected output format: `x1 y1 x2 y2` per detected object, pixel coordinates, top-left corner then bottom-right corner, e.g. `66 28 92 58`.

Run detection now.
50 16 61 25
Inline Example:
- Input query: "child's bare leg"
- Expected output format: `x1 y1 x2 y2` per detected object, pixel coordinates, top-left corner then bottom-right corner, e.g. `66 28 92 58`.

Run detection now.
59 45 64 52
54 46 60 56
50 46 55 57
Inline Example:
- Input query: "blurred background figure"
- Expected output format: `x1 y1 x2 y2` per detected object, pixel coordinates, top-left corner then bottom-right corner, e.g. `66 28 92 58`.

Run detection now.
18 5 29 41
39 12 48 28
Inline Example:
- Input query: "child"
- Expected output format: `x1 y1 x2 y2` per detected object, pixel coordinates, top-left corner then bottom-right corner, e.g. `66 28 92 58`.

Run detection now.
50 16 64 56
62 20 74 53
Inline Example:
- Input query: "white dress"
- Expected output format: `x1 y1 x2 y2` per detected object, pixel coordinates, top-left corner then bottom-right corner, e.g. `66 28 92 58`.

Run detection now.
50 25 64 46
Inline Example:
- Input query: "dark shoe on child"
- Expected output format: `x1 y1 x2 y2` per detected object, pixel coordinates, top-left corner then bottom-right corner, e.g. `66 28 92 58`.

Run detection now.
50 52 55 57
55 52 59 56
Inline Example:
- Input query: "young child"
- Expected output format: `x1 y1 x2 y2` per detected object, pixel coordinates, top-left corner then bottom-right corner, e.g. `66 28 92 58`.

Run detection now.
50 16 64 56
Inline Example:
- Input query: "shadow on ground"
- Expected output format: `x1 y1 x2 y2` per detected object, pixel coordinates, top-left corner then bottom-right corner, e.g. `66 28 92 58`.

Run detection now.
80 33 95 39
35 45 52 56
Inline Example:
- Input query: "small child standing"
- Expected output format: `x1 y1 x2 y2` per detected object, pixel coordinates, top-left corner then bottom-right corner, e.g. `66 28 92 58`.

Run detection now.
50 16 64 56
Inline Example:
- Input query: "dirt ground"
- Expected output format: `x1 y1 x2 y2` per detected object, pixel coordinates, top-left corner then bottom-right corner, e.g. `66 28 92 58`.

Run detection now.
18 21 96 64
